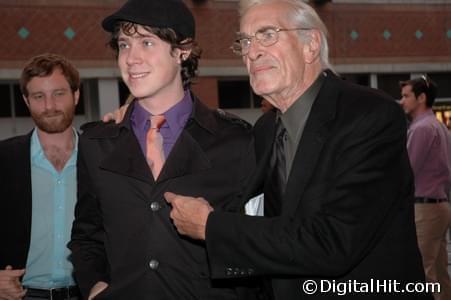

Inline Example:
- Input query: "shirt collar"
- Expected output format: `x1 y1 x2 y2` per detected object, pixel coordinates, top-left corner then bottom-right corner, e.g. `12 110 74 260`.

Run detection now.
130 90 193 134
280 72 325 141
411 109 434 125
30 127 78 166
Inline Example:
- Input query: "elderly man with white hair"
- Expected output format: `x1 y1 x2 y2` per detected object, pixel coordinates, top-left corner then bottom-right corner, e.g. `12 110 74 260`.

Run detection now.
166 0 431 299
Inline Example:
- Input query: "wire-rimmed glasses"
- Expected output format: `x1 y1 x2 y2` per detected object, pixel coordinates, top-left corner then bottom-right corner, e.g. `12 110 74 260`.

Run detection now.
231 26 311 56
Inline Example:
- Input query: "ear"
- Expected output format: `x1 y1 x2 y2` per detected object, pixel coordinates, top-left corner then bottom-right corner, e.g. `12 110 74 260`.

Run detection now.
177 49 192 64
22 95 30 108
417 92 427 105
74 89 80 106
303 29 321 64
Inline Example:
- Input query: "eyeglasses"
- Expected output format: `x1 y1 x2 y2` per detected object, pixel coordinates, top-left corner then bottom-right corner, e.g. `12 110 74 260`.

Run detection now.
231 26 311 56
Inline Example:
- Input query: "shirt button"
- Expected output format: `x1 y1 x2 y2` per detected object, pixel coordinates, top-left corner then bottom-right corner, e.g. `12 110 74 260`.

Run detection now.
150 202 160 212
57 180 62 184
149 259 159 270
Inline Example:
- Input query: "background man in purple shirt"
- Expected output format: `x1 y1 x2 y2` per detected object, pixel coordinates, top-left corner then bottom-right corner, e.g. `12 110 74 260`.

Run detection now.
400 75 451 300
69 0 258 299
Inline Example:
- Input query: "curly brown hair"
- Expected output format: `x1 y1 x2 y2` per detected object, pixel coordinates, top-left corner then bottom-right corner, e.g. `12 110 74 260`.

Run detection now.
109 22 202 88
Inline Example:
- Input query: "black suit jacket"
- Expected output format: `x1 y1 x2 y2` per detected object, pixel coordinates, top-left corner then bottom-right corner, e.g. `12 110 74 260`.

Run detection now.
205 72 431 299
0 133 33 269
69 97 256 299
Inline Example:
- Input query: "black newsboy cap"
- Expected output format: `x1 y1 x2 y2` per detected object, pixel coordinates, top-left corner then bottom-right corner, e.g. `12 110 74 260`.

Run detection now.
102 0 195 39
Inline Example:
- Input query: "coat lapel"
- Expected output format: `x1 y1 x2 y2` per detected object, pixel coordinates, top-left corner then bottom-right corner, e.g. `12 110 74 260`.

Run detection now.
98 97 213 184
243 111 277 202
157 129 211 182
282 73 339 215
99 127 153 184
17 133 32 205
17 133 33 252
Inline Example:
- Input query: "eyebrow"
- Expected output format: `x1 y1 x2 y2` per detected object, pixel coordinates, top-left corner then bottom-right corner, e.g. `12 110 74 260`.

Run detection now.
118 31 157 40
236 25 278 38
29 88 69 96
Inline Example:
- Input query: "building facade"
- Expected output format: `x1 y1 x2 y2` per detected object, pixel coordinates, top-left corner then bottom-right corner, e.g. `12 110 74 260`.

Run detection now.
0 0 450 138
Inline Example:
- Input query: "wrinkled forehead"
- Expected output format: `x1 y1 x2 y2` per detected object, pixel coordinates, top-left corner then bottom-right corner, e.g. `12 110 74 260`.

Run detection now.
239 2 293 34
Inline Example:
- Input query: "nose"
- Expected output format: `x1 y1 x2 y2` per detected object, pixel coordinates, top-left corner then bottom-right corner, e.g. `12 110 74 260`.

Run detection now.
246 39 264 61
126 44 142 66
44 95 55 110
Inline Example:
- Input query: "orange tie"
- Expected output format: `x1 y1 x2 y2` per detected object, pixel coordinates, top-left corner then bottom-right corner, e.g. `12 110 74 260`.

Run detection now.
146 115 166 179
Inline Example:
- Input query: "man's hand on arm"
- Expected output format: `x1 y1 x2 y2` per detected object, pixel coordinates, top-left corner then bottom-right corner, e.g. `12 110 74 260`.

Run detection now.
0 266 26 300
101 103 129 124
88 281 109 300
164 192 214 240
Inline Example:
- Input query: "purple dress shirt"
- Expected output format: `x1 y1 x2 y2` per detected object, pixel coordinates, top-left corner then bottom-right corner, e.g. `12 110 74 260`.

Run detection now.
407 109 451 199
130 90 193 159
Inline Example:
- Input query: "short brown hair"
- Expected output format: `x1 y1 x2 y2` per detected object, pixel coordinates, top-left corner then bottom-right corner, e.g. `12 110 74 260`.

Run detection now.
20 53 80 97
399 75 438 107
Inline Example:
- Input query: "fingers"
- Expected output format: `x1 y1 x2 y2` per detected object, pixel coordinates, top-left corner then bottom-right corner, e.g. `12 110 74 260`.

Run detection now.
0 271 26 300
164 192 178 205
116 106 128 124
102 112 114 123
88 281 109 300
0 267 25 278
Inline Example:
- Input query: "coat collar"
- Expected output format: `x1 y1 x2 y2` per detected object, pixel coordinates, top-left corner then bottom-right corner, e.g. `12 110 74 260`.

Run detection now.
94 94 214 184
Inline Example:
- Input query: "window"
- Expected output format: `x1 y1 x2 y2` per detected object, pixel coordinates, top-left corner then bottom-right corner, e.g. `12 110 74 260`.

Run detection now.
377 73 410 100
118 80 131 106
14 84 29 117
218 78 260 109
0 84 12 117
341 73 370 87
0 81 85 118
428 72 451 99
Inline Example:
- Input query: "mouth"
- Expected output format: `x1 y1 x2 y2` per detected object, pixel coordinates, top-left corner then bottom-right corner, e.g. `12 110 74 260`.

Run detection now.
250 65 274 75
128 72 150 79
42 112 63 119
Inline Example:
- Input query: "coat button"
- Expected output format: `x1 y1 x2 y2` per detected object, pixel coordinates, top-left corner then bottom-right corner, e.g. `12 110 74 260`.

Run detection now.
149 259 159 270
150 202 160 212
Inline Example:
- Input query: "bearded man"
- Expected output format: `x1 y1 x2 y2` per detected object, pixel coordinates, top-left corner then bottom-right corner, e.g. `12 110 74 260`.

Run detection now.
0 53 81 300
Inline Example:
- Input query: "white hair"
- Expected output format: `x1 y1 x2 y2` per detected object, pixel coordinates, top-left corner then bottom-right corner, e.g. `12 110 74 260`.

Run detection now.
239 0 333 71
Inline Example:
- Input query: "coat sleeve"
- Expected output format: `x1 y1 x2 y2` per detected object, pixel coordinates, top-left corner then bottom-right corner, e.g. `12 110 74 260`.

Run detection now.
68 138 109 297
205 100 412 279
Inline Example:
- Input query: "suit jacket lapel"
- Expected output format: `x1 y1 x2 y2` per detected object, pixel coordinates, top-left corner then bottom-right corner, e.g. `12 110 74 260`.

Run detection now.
17 133 32 205
243 112 277 202
282 72 339 215
18 133 33 253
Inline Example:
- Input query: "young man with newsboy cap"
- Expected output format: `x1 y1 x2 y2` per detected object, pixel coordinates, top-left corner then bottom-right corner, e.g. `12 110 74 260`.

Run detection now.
68 0 257 299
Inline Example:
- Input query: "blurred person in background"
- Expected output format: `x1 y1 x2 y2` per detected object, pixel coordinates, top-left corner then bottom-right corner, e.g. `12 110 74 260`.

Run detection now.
400 75 451 300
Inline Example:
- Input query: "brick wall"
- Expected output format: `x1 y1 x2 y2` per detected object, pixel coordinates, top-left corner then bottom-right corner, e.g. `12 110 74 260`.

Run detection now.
0 1 449 67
